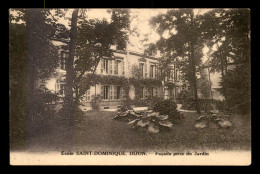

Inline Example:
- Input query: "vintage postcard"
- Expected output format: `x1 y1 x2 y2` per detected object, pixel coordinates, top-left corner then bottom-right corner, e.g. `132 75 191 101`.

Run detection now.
9 8 251 165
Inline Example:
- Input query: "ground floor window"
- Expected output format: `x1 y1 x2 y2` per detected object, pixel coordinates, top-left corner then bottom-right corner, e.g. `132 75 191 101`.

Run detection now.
150 87 154 97
140 86 148 99
101 85 124 100
154 87 158 97
169 88 173 98
86 89 91 101
116 86 121 99
59 83 65 95
102 85 109 100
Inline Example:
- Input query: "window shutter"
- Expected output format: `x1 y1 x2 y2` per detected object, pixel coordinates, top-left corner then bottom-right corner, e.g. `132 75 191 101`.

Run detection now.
113 61 116 75
145 62 147 78
110 85 113 100
101 59 104 74
122 60 125 76
114 61 118 75
109 60 113 75
145 87 148 98
101 85 104 99
155 66 158 79
114 86 117 99
121 88 124 100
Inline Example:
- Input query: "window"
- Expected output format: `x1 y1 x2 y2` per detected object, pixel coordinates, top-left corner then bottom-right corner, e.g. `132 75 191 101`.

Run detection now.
150 65 154 78
151 87 154 97
155 66 158 79
109 60 113 74
175 69 179 81
140 63 144 77
114 60 119 75
140 86 144 99
60 52 68 70
141 87 148 99
59 84 65 95
169 89 173 97
122 60 125 76
145 63 147 78
116 86 121 99
154 87 158 96
101 59 109 74
86 89 91 101
144 87 148 98
121 88 126 100
103 86 109 99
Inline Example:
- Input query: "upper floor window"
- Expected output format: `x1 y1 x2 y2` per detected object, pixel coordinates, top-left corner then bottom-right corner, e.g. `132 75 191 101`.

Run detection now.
114 60 119 75
60 52 68 70
59 83 65 95
101 59 121 75
140 63 144 77
150 65 154 78
101 59 109 74
86 89 91 101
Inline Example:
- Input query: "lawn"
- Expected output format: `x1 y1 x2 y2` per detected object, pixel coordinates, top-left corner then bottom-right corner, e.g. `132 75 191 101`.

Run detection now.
24 110 251 153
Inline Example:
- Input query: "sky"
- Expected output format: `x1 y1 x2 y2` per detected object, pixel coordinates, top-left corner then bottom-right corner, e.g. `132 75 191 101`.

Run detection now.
83 9 212 62
10 8 213 62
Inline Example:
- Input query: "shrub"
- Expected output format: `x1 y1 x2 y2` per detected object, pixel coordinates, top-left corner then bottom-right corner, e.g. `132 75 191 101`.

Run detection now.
181 98 224 111
153 99 184 123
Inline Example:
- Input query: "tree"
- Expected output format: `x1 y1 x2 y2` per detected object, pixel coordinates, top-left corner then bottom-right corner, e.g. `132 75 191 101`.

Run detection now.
63 9 79 115
202 9 250 113
145 9 210 114
9 9 60 148
62 9 130 110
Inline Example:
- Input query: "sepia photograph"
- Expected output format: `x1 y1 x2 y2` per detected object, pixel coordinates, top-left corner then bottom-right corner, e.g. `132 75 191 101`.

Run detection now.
9 8 251 165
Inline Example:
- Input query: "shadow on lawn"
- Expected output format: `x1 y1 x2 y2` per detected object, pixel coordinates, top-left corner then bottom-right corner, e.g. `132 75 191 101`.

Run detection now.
19 110 251 153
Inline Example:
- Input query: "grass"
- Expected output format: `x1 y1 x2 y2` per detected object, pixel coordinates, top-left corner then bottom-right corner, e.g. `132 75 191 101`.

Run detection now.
16 110 251 153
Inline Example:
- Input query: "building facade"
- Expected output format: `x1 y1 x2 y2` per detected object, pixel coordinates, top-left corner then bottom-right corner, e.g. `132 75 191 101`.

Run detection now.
46 47 191 110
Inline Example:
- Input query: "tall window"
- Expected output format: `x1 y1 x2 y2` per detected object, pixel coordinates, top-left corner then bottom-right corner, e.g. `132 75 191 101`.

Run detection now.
109 60 113 74
150 65 154 78
140 63 144 77
144 87 148 98
116 86 121 99
140 86 144 99
122 60 125 76
86 89 91 101
60 52 68 70
169 88 173 98
154 87 158 96
141 87 148 99
151 87 154 97
101 59 109 74
59 84 65 95
175 69 179 81
114 60 119 75
155 66 158 79
102 85 109 100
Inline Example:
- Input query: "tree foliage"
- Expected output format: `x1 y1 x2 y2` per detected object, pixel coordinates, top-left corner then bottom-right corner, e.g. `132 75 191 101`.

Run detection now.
72 9 131 104
202 9 250 113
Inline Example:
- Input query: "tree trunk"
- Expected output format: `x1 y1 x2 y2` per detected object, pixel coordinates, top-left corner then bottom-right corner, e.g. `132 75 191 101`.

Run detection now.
190 42 201 114
64 9 79 116
190 11 201 114
220 52 228 113
26 9 40 147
